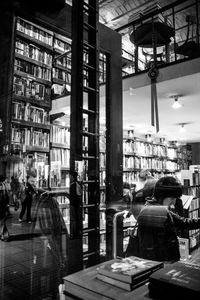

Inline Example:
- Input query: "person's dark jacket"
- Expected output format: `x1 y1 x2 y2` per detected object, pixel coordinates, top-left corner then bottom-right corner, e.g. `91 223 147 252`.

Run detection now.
24 182 37 202
137 198 200 262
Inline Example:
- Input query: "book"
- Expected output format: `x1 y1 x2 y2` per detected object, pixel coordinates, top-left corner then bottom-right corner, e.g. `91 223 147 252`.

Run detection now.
97 256 163 284
181 194 194 210
149 261 200 299
96 273 148 291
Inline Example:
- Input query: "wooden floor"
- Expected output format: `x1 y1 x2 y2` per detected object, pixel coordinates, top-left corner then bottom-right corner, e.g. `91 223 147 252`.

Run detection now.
1 205 200 300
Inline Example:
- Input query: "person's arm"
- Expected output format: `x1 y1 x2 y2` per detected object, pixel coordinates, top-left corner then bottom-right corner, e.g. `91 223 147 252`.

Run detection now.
171 211 200 229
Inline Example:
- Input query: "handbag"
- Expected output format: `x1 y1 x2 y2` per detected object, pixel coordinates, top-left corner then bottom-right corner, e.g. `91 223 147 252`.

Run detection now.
125 221 139 257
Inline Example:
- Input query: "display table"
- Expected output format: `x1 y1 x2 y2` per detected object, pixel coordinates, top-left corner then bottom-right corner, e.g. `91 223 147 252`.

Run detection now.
63 259 151 300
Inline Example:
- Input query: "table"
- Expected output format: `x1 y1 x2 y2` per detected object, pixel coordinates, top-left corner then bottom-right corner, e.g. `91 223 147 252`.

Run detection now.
63 259 151 300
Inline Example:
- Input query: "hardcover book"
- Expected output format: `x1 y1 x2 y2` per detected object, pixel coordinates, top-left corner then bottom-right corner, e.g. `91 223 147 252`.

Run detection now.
149 261 200 298
97 256 163 284
96 273 148 291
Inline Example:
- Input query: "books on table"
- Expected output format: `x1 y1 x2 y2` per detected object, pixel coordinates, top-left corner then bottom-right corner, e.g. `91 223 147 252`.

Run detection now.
148 261 200 299
96 256 163 291
96 273 148 291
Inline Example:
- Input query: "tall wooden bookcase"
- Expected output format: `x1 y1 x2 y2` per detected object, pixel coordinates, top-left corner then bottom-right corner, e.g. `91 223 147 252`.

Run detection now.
0 1 123 273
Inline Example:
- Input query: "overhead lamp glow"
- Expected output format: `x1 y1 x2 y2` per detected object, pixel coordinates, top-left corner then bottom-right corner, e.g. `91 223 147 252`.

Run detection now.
171 95 183 109
172 98 182 109
180 124 186 132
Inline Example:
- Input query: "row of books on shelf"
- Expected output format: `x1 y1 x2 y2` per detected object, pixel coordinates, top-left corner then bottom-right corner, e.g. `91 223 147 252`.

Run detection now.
123 139 191 160
51 125 70 145
15 39 52 65
54 37 71 53
15 58 51 82
16 18 53 46
189 210 199 218
52 67 71 82
123 156 179 170
12 101 49 124
189 197 200 211
54 55 71 69
123 140 180 159
16 18 72 56
50 149 70 166
13 75 51 101
50 167 70 188
11 126 49 148
123 140 167 156
123 171 177 185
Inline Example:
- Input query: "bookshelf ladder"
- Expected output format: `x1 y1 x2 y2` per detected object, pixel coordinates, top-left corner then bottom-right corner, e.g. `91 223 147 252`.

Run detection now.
70 0 100 270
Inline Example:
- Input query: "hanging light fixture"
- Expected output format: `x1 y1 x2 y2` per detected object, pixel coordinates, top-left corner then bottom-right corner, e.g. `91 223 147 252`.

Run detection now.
145 134 152 142
170 95 183 109
180 123 186 132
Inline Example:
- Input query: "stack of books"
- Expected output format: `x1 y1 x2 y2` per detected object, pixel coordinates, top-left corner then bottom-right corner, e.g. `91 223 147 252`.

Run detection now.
96 256 163 291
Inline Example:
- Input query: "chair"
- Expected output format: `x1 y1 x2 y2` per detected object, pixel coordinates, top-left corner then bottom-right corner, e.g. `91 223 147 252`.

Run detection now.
177 15 200 58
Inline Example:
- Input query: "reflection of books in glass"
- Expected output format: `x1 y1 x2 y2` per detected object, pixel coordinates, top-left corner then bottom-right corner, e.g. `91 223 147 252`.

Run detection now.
97 256 163 284
96 273 148 291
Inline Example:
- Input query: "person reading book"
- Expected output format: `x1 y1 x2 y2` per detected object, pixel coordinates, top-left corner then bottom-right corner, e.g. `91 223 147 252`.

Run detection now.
136 176 200 263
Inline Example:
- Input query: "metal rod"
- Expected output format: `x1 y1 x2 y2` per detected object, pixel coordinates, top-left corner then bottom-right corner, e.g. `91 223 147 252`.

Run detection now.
112 210 127 259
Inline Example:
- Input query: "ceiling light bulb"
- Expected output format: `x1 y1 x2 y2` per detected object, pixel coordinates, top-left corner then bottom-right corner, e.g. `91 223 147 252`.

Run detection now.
180 124 185 132
172 98 182 109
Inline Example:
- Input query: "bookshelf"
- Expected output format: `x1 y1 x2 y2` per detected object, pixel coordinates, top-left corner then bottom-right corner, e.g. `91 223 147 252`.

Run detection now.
182 186 200 252
123 130 192 185
50 122 70 189
5 16 53 188
0 2 123 271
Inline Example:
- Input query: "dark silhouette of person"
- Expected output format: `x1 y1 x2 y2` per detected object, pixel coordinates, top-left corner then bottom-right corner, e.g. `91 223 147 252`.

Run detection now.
69 171 82 237
0 175 10 241
19 173 37 223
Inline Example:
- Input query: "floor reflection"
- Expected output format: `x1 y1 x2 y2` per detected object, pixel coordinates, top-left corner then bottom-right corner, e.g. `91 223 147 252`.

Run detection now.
0 197 68 300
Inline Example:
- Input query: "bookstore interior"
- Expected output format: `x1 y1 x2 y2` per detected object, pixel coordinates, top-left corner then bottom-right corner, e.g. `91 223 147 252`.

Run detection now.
0 0 200 299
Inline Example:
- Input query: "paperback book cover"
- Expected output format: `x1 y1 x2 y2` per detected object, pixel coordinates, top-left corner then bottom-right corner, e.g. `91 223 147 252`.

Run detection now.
149 261 200 298
97 256 163 284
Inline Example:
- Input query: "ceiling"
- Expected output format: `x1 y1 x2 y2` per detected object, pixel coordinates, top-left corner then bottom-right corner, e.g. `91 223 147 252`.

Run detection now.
98 0 200 144
64 0 200 144
122 70 200 144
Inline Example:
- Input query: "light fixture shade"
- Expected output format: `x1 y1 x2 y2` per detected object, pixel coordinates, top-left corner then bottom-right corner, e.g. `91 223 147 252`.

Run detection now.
172 98 182 109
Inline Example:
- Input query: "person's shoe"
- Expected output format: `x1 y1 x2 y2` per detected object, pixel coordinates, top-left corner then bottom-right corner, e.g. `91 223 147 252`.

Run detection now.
27 220 32 224
18 218 22 222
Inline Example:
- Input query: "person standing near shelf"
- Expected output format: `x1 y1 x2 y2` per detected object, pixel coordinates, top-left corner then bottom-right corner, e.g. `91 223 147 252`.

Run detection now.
122 182 133 210
130 170 157 219
10 173 22 211
19 171 37 224
0 175 10 241
136 176 200 262
69 171 82 237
